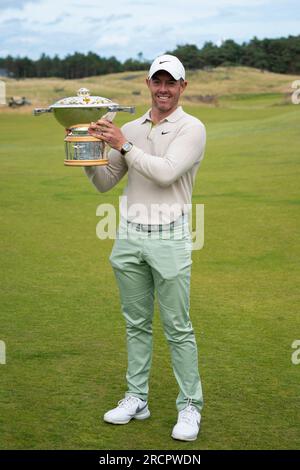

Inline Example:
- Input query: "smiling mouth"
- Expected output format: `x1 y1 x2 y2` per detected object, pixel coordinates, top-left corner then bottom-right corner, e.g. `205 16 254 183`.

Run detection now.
157 95 170 101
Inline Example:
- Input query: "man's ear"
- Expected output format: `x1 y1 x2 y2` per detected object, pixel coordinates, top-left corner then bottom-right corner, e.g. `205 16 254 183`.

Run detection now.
146 78 151 88
180 80 188 94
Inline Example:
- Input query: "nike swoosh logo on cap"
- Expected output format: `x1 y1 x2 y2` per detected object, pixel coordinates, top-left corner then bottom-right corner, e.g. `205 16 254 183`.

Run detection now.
159 60 170 64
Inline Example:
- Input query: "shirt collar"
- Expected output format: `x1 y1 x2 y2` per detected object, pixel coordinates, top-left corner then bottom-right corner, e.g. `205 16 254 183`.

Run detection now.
140 106 184 124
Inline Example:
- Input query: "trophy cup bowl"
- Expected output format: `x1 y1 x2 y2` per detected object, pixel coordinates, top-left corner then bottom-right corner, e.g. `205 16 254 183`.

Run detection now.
34 88 135 166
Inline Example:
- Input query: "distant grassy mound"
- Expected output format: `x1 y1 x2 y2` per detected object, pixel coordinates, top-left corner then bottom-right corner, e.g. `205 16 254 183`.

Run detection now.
1 66 297 111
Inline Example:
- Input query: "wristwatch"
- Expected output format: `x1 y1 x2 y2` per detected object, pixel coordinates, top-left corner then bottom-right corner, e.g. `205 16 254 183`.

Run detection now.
120 141 133 155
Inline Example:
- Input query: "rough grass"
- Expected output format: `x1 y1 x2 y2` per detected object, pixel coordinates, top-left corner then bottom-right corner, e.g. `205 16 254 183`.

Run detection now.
0 90 299 449
1 66 298 109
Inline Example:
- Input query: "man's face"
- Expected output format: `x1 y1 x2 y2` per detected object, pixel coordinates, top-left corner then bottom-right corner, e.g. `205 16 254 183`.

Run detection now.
146 71 187 115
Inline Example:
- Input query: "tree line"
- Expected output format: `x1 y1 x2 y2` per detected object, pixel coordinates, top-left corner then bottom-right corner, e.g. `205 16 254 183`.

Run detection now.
0 35 299 79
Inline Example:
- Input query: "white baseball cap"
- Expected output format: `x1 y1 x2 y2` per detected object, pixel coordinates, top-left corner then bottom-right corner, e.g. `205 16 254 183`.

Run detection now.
148 54 186 80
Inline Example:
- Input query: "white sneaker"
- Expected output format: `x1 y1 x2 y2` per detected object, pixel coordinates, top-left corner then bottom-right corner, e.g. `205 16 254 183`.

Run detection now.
171 405 201 441
103 395 150 424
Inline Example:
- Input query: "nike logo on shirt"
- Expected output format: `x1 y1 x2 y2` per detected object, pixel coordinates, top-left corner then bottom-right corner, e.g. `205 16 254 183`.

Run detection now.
161 131 170 135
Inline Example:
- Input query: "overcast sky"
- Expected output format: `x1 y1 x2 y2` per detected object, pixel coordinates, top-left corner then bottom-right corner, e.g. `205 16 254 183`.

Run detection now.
0 0 299 61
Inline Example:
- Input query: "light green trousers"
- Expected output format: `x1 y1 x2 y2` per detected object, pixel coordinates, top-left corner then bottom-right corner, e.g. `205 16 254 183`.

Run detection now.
109 216 203 412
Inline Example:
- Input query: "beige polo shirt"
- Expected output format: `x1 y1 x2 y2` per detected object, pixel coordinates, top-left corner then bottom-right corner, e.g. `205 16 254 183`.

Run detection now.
84 106 206 224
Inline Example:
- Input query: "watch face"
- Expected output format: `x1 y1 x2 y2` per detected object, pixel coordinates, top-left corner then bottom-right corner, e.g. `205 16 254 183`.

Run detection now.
123 142 132 152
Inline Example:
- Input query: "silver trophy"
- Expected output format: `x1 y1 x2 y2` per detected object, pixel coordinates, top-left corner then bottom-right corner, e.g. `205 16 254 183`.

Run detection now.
34 87 134 166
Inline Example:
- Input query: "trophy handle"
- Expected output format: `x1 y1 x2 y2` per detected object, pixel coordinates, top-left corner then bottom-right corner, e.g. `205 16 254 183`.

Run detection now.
33 108 53 115
107 105 135 114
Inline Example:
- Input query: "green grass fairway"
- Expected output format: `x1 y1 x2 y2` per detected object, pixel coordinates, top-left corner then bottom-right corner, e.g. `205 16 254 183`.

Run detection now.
0 93 299 449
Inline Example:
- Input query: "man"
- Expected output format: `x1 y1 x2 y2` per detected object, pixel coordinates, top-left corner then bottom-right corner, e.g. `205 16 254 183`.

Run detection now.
85 54 206 441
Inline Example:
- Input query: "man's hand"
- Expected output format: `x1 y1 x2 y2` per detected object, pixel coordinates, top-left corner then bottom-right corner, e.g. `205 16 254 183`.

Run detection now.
88 119 127 152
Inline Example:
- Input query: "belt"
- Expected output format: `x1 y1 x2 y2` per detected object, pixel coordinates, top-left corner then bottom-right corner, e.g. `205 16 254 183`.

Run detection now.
126 214 187 233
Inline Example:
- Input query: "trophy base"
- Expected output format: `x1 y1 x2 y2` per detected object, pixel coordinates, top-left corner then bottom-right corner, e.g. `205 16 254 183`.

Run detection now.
64 159 109 167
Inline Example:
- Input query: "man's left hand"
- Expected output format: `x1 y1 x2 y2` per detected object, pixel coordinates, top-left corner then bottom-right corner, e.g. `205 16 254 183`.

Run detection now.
88 119 126 152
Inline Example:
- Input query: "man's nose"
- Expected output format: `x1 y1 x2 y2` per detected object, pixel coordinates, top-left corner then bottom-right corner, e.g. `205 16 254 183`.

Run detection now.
158 82 168 92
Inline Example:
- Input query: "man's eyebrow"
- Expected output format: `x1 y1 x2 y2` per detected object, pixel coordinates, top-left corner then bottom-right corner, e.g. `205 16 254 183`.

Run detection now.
152 78 177 83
